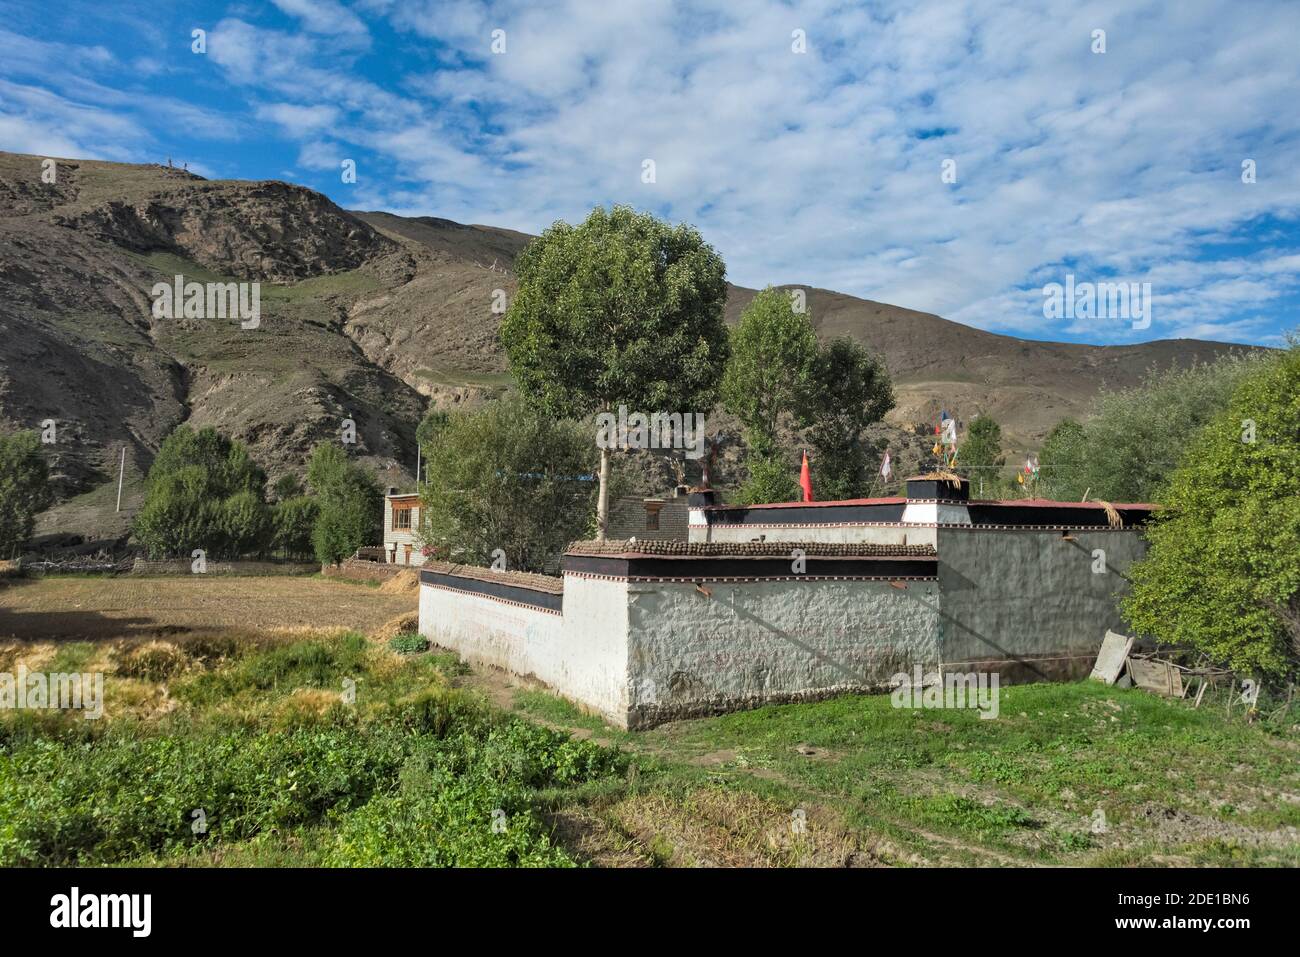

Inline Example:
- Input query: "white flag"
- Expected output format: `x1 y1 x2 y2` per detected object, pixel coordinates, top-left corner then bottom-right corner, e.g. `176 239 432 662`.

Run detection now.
880 450 892 480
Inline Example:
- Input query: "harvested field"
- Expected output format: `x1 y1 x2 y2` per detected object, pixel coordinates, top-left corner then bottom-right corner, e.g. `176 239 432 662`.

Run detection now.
0 575 417 642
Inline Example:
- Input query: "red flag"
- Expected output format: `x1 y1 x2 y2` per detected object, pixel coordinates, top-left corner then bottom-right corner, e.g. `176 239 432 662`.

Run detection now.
799 450 814 502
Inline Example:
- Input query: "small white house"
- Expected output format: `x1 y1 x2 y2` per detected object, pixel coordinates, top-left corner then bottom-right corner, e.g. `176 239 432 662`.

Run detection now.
383 489 424 565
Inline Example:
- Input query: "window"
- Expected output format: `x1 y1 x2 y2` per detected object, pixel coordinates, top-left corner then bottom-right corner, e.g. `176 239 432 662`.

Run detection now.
392 505 414 530
644 502 662 531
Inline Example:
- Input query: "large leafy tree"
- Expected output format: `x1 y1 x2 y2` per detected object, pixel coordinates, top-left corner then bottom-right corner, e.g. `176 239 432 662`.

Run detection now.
133 426 270 559
500 206 729 539
0 431 52 557
307 442 382 565
419 395 608 573
1123 344 1300 678
796 337 894 500
722 287 819 503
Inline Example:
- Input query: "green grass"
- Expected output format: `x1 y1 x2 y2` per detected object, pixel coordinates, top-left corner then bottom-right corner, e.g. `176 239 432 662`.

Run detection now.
3 622 1295 867
621 681 1300 866
413 366 514 389
0 631 627 867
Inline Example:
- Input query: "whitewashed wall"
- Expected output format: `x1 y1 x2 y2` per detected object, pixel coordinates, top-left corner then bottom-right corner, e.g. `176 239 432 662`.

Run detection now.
692 519 935 548
418 574 629 725
624 578 941 726
419 583 561 677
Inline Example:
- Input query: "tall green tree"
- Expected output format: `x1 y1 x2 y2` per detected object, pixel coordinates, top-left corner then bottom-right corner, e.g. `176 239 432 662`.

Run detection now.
958 414 1004 478
722 287 819 503
133 426 270 559
271 495 319 560
307 443 382 565
1037 418 1088 499
0 431 52 557
1123 344 1300 678
796 337 894 500
418 394 606 572
500 205 729 539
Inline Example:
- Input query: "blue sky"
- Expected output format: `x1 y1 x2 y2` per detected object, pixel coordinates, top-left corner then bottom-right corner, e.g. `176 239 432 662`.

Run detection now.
2 0 1298 346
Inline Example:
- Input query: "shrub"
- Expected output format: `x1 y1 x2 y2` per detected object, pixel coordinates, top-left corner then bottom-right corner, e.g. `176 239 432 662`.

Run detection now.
388 633 430 655
307 443 382 565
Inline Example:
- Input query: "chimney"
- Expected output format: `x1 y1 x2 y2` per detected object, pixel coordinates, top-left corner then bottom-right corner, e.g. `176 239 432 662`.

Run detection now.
901 475 972 526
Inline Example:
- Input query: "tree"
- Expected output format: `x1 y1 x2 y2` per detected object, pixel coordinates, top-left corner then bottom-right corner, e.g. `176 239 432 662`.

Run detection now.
270 495 319 560
958 414 1004 481
796 337 894 500
133 426 270 559
500 205 729 539
1037 419 1088 500
1123 344 1300 679
272 474 303 502
0 431 52 557
307 443 382 565
1037 354 1262 504
418 395 607 573
722 287 819 503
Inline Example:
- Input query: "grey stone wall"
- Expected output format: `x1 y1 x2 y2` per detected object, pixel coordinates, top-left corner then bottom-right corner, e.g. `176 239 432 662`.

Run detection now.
936 527 1148 681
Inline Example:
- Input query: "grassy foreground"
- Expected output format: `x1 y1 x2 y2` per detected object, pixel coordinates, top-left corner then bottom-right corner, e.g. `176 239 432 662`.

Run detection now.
1 626 1297 867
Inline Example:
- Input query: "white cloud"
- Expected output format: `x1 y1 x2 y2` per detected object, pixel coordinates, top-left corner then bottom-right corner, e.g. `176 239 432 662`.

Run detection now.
270 0 370 39
6 0 1299 344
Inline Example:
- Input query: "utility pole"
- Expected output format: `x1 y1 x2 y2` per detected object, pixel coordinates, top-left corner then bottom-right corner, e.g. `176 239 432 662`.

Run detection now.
115 446 126 512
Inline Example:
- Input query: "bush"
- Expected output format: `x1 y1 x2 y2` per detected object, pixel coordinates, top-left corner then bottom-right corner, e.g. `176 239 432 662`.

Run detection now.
1038 353 1264 503
307 444 382 565
418 395 605 571
271 495 319 560
388 633 430 655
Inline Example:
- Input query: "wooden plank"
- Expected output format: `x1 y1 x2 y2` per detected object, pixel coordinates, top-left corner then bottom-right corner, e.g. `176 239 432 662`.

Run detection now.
1090 630 1133 685
1128 656 1183 697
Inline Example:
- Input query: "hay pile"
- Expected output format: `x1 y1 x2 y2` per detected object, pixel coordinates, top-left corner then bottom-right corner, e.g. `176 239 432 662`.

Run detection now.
371 612 420 642
378 569 419 595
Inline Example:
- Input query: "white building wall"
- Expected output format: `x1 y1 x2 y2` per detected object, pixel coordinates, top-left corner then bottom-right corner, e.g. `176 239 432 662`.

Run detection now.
553 575 630 722
419 584 561 677
383 496 425 565
624 578 941 725
690 515 936 548
418 574 629 726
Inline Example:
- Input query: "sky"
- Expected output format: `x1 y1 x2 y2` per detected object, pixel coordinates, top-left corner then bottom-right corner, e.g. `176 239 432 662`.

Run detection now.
1 0 1298 346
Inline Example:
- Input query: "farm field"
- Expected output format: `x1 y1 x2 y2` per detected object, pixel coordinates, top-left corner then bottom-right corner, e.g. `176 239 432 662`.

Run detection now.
0 573 418 642
0 575 1297 867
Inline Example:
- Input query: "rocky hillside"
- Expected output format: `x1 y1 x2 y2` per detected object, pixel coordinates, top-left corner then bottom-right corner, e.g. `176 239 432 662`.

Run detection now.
0 151 1249 545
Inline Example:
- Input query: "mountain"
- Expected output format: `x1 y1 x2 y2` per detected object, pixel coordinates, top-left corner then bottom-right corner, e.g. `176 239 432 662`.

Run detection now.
0 151 1249 544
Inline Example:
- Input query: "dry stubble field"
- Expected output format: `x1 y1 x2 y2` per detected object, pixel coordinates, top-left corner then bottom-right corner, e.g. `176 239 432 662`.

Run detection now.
0 573 417 642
